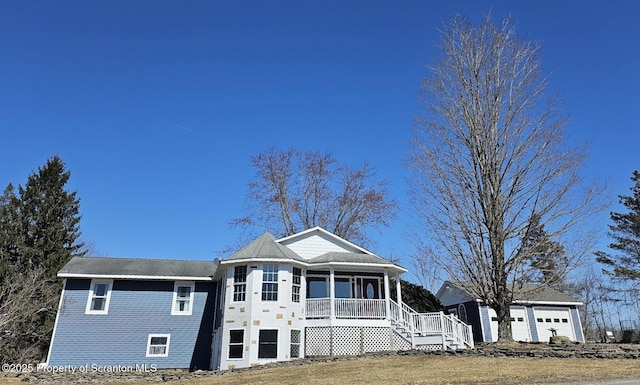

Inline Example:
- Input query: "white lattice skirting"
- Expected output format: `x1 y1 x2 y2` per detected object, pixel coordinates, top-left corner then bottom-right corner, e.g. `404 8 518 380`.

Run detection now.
306 326 412 356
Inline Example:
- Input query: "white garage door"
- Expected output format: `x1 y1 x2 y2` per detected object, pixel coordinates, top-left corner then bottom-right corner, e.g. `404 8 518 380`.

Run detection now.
510 307 531 342
487 307 531 342
533 307 574 342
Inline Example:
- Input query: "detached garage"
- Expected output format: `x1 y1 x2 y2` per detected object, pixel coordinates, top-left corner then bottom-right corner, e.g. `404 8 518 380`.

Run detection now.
436 282 584 343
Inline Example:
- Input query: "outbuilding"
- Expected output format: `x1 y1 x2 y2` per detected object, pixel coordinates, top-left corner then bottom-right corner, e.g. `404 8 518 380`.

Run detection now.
436 281 584 343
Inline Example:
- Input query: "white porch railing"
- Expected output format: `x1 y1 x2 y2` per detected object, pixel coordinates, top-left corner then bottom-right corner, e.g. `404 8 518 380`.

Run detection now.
306 298 386 319
306 298 474 350
389 300 474 349
335 298 386 319
306 298 331 318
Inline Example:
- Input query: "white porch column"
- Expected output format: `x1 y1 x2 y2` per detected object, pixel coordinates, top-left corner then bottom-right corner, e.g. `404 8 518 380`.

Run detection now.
396 275 402 306
384 271 391 320
329 268 335 320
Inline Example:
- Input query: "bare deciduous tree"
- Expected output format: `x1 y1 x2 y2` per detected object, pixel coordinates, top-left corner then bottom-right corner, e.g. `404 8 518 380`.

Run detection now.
233 147 398 247
408 13 604 342
0 267 60 362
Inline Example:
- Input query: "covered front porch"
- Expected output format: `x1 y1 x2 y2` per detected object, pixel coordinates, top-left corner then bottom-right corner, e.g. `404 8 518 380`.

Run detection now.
302 269 474 350
304 269 402 320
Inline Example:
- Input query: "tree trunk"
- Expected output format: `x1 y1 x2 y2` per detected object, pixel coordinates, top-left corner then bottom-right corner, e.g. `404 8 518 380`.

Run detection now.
494 301 513 343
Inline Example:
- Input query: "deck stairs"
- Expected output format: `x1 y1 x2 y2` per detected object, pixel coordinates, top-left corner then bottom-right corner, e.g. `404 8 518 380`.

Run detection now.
390 300 474 350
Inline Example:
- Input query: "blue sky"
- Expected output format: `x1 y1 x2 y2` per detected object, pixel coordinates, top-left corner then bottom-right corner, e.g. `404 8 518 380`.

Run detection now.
1 1 638 275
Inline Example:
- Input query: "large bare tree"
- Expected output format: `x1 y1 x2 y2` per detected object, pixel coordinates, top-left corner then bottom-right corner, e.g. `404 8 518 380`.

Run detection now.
233 147 397 247
408 13 603 342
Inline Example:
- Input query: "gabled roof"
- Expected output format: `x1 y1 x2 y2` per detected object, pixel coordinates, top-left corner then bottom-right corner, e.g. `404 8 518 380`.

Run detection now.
277 226 373 255
58 256 217 281
223 232 306 263
438 281 582 305
222 229 406 274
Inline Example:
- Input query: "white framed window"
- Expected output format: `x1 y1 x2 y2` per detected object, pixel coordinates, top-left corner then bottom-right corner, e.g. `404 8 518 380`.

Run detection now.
291 267 301 302
262 264 278 301
258 329 278 358
85 280 113 315
228 329 244 359
171 281 195 315
233 265 247 302
290 329 301 358
146 334 170 357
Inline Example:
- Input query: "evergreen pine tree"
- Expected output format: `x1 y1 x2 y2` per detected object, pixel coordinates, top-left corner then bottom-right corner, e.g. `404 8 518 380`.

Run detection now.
596 170 640 280
0 184 21 280
0 155 86 362
17 155 85 275
521 213 568 289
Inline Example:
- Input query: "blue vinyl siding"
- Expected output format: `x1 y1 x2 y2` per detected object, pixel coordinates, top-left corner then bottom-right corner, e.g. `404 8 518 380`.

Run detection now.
48 279 214 369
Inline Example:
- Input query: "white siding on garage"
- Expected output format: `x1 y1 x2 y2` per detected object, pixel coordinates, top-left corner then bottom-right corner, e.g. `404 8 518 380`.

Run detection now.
533 307 575 342
486 307 531 342
510 307 531 342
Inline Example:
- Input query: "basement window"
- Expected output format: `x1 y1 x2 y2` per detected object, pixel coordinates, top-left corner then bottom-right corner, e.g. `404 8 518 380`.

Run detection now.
258 330 278 358
228 330 244 359
146 334 170 357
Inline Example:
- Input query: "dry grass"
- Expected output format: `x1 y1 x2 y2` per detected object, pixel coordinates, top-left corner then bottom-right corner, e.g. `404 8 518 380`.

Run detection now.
64 355 640 385
190 356 638 385
2 355 637 385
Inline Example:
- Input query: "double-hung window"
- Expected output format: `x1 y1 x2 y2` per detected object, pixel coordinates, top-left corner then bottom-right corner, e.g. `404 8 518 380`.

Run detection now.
228 329 244 359
172 282 195 315
291 267 301 302
233 265 247 302
258 330 278 358
261 264 278 301
85 280 113 315
146 334 170 357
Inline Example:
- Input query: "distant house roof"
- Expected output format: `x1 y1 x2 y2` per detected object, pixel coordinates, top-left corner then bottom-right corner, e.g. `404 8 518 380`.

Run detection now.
439 281 582 306
58 256 218 281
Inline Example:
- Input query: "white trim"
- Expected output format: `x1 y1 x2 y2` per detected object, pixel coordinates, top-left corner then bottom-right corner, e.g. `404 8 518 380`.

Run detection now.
45 278 67 364
85 279 113 315
146 334 171 357
58 273 212 281
219 258 406 273
514 300 582 306
171 281 195 316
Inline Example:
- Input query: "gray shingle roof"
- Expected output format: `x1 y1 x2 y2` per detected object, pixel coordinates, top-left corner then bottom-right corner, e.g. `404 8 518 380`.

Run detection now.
307 252 397 266
226 232 306 262
58 256 217 280
224 233 404 272
513 284 581 304
449 281 581 304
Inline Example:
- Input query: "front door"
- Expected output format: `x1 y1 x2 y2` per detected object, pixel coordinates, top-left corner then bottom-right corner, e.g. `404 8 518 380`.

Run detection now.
361 278 380 299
